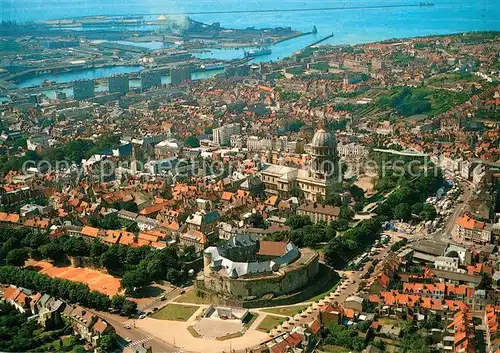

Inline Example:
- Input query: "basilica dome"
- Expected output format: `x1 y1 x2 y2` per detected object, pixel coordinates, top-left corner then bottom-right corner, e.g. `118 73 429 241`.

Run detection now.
311 129 336 149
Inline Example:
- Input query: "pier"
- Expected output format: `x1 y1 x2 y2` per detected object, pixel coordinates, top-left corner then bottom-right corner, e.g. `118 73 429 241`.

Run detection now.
306 33 335 48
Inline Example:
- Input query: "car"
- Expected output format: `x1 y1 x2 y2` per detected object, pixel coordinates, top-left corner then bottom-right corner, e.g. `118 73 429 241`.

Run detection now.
139 314 146 319
180 289 186 295
124 337 132 343
123 324 131 329
152 307 159 312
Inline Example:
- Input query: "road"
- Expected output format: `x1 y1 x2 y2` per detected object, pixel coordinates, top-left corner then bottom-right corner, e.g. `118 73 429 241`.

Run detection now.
337 238 396 302
96 307 183 353
431 181 473 243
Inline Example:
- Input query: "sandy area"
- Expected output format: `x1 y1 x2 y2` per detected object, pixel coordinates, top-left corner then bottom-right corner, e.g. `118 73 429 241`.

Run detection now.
354 174 376 193
29 260 122 297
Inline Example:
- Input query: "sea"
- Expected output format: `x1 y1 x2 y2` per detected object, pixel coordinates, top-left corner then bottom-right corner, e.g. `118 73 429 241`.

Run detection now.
2 0 499 89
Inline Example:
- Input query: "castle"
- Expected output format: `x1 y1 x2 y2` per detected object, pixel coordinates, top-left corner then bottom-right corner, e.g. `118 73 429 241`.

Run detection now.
196 234 319 301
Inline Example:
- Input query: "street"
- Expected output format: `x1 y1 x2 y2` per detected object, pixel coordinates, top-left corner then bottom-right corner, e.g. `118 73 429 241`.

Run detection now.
95 310 183 353
431 181 473 243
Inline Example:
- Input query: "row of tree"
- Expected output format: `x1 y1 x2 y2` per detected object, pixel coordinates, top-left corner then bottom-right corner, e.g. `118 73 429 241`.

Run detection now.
375 169 443 221
324 219 382 267
0 225 188 309
0 266 137 316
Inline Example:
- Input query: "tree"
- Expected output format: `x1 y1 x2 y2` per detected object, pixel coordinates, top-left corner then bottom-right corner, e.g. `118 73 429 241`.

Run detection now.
6 249 28 267
184 135 200 148
323 193 342 207
121 300 137 316
339 205 354 221
393 203 412 221
411 202 424 215
99 333 118 353
285 215 312 230
111 294 125 311
247 213 265 228
63 237 89 257
330 219 349 231
421 203 437 221
100 250 121 272
120 270 151 292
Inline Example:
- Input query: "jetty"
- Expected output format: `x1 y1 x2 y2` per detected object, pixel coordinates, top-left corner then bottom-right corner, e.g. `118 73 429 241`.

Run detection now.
306 33 334 48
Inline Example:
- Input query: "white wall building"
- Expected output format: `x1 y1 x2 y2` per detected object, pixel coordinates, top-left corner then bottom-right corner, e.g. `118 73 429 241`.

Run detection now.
213 123 241 146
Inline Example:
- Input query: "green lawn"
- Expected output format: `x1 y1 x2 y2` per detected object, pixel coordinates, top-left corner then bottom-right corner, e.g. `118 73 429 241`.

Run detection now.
243 312 259 328
151 304 199 321
322 345 352 353
261 305 309 317
38 335 84 352
256 315 284 332
173 289 213 305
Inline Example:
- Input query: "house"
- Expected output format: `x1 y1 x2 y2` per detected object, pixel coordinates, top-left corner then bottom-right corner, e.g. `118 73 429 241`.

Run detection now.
63 305 114 347
185 210 220 235
179 229 207 253
343 295 364 313
485 305 500 353
453 214 492 245
297 202 340 224
136 215 159 231
80 226 101 240
2 286 31 313
320 303 344 326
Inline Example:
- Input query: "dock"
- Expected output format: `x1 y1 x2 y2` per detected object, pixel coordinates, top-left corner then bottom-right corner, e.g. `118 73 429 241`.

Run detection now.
306 33 334 48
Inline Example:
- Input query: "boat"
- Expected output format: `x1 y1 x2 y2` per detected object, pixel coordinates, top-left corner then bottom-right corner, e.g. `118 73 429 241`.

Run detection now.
42 79 56 87
200 64 225 71
419 1 434 6
244 48 272 58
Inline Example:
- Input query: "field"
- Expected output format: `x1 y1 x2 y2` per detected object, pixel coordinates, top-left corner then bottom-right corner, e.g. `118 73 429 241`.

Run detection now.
31 260 121 296
173 288 213 304
261 305 309 317
256 315 283 332
151 304 199 321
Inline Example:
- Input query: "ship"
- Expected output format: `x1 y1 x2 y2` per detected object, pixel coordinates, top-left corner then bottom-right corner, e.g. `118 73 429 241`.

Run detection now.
244 48 272 58
42 79 56 87
200 64 225 71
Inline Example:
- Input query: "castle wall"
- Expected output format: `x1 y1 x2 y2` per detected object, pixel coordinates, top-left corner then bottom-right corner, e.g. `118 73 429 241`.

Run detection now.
201 252 319 299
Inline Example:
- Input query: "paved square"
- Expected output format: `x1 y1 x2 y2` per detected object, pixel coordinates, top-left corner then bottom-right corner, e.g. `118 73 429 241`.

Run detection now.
194 318 243 339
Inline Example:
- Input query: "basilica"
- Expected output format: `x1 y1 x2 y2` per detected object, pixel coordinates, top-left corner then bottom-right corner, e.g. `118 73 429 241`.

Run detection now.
260 128 341 202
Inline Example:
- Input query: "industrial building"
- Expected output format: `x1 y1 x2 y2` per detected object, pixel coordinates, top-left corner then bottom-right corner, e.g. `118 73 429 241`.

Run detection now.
140 71 162 91
170 67 192 85
108 75 129 95
73 79 95 101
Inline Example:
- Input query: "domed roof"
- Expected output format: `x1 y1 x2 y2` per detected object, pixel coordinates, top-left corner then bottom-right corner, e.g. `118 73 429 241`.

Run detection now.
311 129 336 148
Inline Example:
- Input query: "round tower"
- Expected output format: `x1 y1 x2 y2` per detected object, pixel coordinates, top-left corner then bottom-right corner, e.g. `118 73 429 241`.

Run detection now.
203 251 212 277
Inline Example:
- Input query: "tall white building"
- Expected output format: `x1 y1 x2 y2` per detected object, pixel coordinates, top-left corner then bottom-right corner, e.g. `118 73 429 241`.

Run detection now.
213 123 241 146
